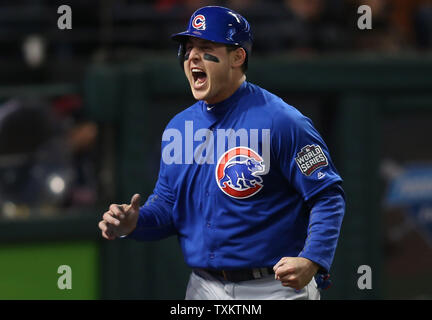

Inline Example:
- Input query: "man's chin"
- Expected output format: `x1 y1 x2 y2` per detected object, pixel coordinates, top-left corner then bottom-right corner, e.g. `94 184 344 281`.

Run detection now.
191 88 209 101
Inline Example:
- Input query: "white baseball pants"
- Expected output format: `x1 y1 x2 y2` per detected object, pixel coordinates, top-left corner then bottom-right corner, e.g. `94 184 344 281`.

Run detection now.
185 269 320 300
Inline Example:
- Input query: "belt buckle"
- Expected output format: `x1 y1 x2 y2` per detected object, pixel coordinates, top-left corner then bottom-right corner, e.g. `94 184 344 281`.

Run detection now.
252 268 262 279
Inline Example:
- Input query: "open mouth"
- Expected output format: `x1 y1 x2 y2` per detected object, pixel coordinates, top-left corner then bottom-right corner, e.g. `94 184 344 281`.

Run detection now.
191 68 207 88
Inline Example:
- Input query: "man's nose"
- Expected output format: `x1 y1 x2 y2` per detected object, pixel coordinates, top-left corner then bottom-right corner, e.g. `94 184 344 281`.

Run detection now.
188 47 202 62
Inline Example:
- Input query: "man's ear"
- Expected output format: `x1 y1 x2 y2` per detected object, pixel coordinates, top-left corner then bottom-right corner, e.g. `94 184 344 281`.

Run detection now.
231 47 246 68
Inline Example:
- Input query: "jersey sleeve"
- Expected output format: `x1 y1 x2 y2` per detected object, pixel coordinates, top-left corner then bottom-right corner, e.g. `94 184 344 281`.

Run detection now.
299 184 345 273
272 105 345 272
126 151 177 241
272 107 342 201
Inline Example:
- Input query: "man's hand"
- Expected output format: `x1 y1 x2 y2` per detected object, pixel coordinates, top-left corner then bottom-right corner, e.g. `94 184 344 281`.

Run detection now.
273 257 320 290
98 194 141 240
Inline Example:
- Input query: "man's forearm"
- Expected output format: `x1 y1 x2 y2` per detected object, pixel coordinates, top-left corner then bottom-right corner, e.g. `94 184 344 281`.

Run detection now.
298 184 346 273
126 194 176 241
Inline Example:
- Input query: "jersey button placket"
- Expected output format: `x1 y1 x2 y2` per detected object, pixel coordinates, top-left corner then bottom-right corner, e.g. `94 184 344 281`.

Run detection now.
205 184 217 265
207 219 214 262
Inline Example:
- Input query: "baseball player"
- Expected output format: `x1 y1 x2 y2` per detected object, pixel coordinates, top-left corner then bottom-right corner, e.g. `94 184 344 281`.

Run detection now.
98 6 345 300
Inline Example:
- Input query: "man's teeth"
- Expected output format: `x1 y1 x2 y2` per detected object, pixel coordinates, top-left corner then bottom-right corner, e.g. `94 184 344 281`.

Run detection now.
192 68 205 74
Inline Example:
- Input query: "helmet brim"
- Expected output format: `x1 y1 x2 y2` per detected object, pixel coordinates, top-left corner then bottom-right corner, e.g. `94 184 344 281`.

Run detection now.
171 31 203 43
171 31 241 47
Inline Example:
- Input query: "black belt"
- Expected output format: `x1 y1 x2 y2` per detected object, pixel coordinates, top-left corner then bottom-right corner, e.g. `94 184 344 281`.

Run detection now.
199 267 275 282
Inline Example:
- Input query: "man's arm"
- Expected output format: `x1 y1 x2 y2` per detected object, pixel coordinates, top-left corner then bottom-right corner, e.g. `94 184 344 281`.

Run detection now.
98 189 177 241
98 143 177 241
98 193 142 240
125 192 177 241
274 184 345 289
299 183 346 273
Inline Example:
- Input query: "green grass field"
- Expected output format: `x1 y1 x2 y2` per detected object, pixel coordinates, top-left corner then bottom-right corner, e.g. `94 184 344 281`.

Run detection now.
0 241 99 299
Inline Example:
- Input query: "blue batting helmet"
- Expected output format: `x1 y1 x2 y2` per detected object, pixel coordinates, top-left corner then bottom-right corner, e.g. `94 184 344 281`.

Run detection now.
171 6 253 69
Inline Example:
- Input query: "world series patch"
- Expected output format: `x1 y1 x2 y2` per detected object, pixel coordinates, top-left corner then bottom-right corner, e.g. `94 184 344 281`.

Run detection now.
295 144 328 176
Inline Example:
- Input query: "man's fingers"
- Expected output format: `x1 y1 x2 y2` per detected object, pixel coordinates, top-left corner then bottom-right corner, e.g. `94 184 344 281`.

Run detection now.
102 229 116 240
273 257 287 272
99 221 116 240
100 196 140 240
273 257 297 280
281 278 303 290
278 273 297 282
281 281 293 287
103 212 121 226
98 220 108 232
99 220 115 233
130 194 141 212
102 229 113 240
273 258 285 279
279 274 301 289
281 281 300 289
109 204 125 219
275 265 296 278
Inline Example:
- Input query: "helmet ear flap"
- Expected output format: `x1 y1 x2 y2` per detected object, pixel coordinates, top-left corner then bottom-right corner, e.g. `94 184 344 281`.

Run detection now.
178 42 186 70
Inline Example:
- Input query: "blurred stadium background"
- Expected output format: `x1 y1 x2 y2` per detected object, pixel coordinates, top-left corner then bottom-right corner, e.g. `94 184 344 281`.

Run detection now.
0 0 432 300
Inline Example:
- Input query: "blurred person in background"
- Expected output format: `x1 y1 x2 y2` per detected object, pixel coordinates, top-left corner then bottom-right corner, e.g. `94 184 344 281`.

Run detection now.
155 0 217 13
0 99 53 213
243 0 350 55
0 95 99 219
414 0 432 50
51 95 99 208
153 0 219 25
280 0 350 53
345 0 407 52
381 0 432 50
223 0 291 55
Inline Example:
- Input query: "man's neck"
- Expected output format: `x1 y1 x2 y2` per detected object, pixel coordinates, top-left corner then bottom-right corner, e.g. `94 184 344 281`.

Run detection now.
204 74 246 105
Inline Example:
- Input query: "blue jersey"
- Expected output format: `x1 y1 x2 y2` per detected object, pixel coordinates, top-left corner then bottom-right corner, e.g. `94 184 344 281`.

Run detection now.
127 81 345 273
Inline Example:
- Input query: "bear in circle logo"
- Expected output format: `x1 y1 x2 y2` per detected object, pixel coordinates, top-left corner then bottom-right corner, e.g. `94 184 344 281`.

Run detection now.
216 147 266 199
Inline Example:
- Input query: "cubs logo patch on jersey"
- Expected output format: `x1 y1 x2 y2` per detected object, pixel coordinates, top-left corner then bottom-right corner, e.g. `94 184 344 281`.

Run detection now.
295 144 328 176
216 147 266 199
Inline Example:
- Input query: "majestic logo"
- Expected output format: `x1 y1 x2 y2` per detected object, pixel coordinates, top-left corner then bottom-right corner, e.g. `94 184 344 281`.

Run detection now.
317 172 326 179
192 14 206 30
295 144 328 176
216 147 266 199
